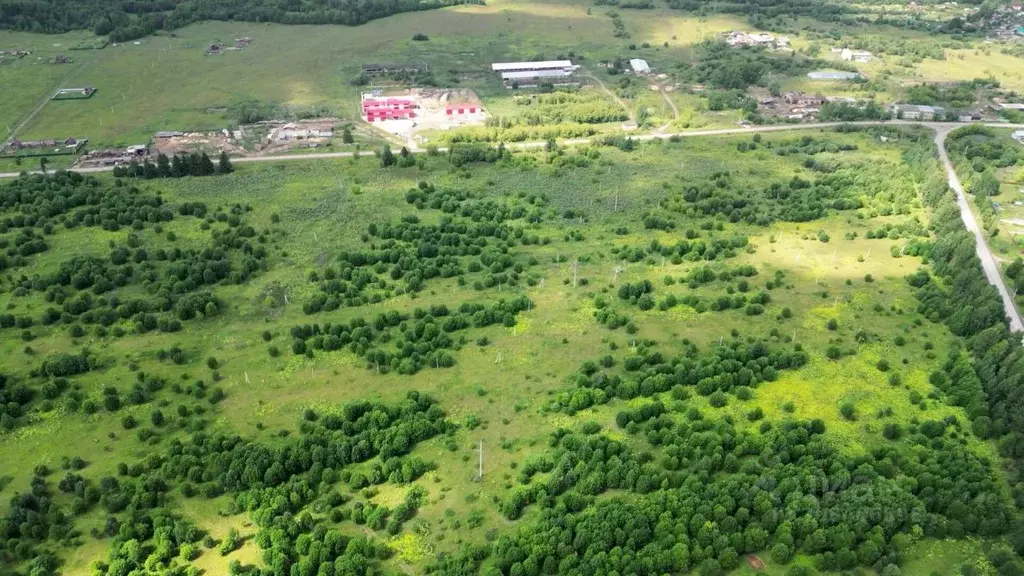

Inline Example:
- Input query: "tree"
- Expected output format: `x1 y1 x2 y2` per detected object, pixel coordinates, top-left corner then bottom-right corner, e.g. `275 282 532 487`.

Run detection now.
381 144 396 167
218 150 233 174
39 156 49 174
199 152 216 175
156 153 171 177
171 154 185 177
342 125 354 144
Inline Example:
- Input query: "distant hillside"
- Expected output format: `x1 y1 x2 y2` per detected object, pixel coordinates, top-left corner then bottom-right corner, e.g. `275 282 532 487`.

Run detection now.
0 0 482 42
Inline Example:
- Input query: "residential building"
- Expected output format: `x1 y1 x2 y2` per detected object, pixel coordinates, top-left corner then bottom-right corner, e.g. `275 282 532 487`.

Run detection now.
891 104 945 120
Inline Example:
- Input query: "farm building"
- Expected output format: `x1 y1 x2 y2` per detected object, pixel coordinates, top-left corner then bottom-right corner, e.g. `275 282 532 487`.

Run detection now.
840 49 873 62
997 102 1024 111
1012 130 1024 144
276 123 333 141
891 104 945 120
154 131 184 139
491 60 574 73
629 58 650 74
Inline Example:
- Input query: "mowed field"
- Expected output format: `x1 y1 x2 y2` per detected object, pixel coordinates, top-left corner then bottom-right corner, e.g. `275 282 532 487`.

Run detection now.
0 127 1006 573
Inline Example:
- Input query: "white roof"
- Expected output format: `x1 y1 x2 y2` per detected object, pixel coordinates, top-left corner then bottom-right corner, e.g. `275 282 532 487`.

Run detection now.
501 69 572 80
492 60 572 72
629 58 650 73
1000 103 1024 110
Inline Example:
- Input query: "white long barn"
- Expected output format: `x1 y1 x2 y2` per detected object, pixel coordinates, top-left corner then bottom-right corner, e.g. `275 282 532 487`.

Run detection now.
491 60 573 72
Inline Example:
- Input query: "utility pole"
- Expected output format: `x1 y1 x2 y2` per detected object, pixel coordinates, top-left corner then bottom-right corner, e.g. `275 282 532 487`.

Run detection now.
572 258 579 288
475 440 483 481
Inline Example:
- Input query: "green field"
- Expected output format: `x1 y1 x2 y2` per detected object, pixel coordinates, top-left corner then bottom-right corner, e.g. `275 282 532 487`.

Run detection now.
4 0 1024 574
0 124 1022 576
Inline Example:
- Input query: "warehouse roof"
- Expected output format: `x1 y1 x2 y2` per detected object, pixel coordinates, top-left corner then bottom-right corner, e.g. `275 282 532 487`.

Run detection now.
500 69 573 80
491 60 573 72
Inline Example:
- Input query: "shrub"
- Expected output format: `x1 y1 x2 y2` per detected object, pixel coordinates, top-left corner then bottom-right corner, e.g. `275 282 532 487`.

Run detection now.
839 402 856 421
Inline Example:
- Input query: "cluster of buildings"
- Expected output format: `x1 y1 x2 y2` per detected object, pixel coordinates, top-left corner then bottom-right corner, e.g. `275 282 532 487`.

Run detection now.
77 145 149 168
983 2 1024 41
491 60 579 88
362 96 418 122
2 137 85 156
723 31 790 50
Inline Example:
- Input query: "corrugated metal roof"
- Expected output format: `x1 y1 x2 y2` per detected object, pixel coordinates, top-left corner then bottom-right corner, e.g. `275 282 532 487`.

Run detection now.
629 58 650 73
492 60 572 72
500 69 572 80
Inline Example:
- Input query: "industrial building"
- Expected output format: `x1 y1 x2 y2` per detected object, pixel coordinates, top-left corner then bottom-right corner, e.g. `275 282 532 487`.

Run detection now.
491 60 573 72
491 60 578 87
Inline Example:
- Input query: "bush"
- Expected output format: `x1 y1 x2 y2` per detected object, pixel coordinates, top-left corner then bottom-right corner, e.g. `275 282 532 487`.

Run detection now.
708 390 728 408
839 402 856 421
826 318 838 331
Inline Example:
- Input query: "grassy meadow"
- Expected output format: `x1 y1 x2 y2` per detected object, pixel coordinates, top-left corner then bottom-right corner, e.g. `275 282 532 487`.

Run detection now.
0 125 1014 574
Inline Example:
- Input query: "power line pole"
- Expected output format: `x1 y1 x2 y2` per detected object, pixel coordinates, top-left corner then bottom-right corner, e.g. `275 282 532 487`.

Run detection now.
475 440 483 482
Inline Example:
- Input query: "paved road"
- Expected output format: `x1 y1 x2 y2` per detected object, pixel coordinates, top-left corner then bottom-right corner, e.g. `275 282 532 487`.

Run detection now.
934 127 1024 332
2 119 1023 332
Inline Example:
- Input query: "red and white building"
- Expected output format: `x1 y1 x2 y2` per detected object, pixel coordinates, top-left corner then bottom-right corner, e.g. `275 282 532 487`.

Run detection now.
445 104 478 116
362 97 418 122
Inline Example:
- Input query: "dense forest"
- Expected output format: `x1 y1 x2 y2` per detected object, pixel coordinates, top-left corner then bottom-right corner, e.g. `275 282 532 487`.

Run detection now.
0 0 480 41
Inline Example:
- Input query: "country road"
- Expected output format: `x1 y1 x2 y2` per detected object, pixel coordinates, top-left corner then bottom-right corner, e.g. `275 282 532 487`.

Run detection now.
934 127 1024 332
2 119 1023 332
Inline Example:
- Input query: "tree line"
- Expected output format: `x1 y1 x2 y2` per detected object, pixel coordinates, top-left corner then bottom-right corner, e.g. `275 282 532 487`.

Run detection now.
0 0 481 42
111 151 233 179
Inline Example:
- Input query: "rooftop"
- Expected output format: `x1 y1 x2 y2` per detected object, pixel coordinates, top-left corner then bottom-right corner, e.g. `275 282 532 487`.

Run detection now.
491 60 573 72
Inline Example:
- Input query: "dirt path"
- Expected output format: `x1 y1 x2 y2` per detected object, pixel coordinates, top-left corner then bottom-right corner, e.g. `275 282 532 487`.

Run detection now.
582 73 633 123
655 87 679 133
